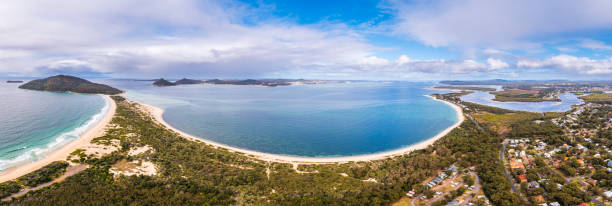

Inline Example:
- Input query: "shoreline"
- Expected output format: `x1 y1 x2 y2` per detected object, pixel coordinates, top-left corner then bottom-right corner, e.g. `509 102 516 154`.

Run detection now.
136 94 465 163
0 95 116 183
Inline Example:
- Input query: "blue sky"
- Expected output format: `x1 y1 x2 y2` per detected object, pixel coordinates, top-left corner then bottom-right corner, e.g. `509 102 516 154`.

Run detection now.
1 0 612 80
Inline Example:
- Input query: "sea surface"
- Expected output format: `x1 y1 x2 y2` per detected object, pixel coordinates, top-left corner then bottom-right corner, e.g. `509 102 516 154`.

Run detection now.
105 80 460 157
0 82 107 171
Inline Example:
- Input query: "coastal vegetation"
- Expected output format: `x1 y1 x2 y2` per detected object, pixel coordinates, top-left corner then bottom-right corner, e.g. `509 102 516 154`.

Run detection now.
4 88 607 205
18 75 121 95
0 181 22 199
0 161 68 199
16 161 69 187
2 94 521 205
579 93 612 104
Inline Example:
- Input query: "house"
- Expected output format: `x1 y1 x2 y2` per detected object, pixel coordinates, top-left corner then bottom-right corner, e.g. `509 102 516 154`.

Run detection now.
604 190 612 199
528 181 540 189
534 195 545 203
447 200 459 206
551 159 562 168
510 159 526 171
518 174 527 183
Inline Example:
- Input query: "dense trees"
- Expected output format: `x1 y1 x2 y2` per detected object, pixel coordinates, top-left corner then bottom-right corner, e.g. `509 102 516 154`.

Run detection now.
17 161 69 187
0 181 21 199
3 92 558 205
19 75 122 95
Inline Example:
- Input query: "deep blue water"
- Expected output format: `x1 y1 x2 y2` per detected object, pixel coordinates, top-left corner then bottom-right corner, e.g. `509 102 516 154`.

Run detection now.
0 82 107 171
105 81 459 157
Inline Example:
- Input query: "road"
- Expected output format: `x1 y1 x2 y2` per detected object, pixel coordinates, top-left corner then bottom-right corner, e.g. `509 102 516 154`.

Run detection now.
500 139 520 194
2 164 88 201
460 172 481 206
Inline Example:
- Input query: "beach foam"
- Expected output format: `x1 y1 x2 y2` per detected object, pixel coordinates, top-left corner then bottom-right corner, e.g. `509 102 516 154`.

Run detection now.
0 95 109 171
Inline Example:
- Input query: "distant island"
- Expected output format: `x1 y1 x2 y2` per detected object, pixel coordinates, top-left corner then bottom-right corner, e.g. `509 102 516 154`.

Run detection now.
152 78 176 86
6 80 23 83
152 78 340 87
19 75 122 95
433 86 496 92
153 78 203 86
175 78 203 85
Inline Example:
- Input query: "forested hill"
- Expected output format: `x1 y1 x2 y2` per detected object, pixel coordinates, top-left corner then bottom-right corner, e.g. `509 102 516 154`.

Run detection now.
19 75 122 95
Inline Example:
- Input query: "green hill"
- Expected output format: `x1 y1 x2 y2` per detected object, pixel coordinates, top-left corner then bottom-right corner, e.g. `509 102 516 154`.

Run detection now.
19 75 122 95
152 78 176 86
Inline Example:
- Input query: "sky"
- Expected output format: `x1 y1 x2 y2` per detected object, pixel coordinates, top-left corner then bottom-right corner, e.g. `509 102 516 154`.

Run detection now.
1 0 612 80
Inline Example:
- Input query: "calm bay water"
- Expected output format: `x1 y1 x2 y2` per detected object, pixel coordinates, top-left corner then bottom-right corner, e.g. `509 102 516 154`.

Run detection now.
460 91 583 112
0 82 106 171
106 81 459 157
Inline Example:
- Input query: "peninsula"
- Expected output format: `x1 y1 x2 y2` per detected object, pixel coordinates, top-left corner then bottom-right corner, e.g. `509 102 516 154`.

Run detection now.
19 75 122 95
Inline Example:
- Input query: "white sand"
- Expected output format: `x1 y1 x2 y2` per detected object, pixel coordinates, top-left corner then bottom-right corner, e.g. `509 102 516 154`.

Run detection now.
136 94 464 164
109 160 157 176
0 95 116 183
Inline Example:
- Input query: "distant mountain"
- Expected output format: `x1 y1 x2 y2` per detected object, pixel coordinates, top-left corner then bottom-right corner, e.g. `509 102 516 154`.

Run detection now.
19 75 122 95
6 80 23 83
175 78 203 85
152 78 176 86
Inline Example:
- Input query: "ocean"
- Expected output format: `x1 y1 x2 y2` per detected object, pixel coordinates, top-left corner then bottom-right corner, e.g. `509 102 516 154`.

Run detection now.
0 82 107 171
0 79 585 168
106 80 460 157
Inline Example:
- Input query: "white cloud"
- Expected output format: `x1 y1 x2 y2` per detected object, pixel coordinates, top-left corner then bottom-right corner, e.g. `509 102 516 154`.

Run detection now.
0 0 379 78
486 58 509 70
391 0 612 48
580 39 612 50
518 55 612 74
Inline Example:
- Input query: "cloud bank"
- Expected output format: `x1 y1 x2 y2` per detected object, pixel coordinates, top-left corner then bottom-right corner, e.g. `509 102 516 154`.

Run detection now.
0 0 611 80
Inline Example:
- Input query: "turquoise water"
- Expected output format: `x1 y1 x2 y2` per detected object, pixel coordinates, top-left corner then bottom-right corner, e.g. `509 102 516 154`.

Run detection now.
107 81 459 157
0 82 107 171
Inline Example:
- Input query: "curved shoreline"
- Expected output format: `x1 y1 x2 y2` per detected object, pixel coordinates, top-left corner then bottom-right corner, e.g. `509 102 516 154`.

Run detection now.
136 94 464 163
0 95 116 183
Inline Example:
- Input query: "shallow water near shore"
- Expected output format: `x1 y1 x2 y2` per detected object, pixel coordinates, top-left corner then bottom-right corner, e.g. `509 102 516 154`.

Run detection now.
0 82 106 171
106 81 460 157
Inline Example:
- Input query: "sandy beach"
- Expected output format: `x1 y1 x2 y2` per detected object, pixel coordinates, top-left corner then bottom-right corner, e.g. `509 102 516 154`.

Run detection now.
137 94 465 164
0 95 116 183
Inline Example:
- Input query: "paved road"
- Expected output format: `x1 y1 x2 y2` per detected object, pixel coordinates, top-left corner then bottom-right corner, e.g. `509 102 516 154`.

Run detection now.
466 114 484 131
500 140 520 194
